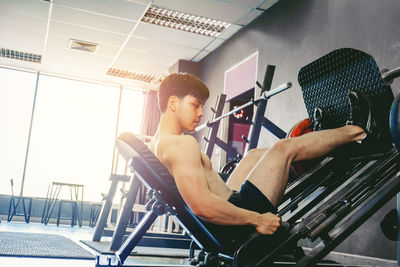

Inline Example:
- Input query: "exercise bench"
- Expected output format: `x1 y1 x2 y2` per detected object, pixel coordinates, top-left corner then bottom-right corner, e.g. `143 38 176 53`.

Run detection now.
96 133 283 266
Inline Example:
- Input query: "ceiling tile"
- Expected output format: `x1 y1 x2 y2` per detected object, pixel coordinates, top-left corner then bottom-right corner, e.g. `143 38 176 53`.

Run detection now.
0 9 48 34
53 0 148 21
0 57 43 70
258 0 280 10
218 24 242 40
51 5 136 35
2 0 50 19
126 38 201 60
204 38 225 52
0 11 46 53
133 22 214 50
48 20 128 47
192 51 210 62
152 0 252 24
0 27 45 54
118 49 178 68
112 58 169 74
224 0 264 8
45 34 117 61
235 9 264 25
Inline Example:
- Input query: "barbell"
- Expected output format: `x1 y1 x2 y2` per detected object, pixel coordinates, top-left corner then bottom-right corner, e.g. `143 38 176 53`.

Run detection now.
195 82 292 132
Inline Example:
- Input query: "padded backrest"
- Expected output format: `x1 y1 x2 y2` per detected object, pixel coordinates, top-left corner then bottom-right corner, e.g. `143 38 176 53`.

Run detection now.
117 132 229 253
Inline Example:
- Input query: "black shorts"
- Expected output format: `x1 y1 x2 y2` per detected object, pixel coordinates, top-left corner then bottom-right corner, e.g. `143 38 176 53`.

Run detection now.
202 180 277 251
228 180 277 214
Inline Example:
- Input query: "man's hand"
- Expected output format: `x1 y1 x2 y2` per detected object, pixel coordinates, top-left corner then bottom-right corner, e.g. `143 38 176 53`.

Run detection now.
255 212 282 235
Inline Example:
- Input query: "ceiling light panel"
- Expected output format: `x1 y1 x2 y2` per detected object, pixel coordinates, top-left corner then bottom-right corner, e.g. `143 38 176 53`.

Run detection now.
53 0 148 21
133 22 214 50
152 0 252 24
141 5 231 38
106 68 163 83
0 48 42 63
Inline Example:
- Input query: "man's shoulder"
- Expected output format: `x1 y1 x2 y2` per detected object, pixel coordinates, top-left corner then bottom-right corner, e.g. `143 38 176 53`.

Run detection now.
162 135 200 160
165 134 199 152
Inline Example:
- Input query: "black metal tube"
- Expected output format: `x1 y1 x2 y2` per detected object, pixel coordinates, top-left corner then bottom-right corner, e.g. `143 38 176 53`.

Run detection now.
382 66 400 83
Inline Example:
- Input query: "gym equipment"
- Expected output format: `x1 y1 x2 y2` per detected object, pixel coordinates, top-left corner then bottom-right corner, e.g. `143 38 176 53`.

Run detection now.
195 81 292 132
200 65 290 174
390 94 400 151
380 209 398 241
93 174 131 242
93 164 191 251
299 48 394 154
96 48 400 267
286 118 321 178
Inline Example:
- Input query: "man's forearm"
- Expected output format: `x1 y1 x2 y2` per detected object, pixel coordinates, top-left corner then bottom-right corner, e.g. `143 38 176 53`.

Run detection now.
195 192 261 227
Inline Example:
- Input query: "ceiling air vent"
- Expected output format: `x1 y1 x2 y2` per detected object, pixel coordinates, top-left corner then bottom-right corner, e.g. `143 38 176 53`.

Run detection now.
107 68 164 83
0 48 42 63
69 39 98 53
141 6 231 38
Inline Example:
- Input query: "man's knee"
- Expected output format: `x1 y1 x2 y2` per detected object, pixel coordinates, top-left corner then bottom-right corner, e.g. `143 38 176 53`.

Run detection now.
270 139 296 161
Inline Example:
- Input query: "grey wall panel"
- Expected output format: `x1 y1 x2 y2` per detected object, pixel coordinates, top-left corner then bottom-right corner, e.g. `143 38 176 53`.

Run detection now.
198 0 400 260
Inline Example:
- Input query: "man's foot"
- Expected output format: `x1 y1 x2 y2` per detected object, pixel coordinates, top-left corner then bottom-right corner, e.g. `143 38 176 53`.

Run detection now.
346 91 380 144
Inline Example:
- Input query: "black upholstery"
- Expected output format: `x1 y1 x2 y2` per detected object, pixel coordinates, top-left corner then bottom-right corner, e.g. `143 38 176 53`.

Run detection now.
118 132 233 254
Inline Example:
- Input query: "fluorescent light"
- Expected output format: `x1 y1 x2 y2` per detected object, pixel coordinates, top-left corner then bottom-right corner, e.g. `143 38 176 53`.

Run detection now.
107 68 164 83
0 48 42 64
141 6 231 38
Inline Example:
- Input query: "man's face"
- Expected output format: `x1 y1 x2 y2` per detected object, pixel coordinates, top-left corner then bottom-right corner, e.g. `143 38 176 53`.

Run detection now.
176 95 204 132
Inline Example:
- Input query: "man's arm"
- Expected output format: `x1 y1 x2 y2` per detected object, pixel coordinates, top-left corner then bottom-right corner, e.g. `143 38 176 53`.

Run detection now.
165 135 281 235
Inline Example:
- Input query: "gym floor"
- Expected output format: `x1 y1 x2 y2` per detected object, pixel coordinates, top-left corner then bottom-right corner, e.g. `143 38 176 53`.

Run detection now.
0 221 191 267
0 220 397 267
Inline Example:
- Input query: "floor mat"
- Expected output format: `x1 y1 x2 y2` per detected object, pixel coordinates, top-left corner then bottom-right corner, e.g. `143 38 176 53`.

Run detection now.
0 231 94 259
81 240 193 258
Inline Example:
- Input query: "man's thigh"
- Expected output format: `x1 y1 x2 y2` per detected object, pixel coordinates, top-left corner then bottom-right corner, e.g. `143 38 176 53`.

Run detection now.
226 148 268 191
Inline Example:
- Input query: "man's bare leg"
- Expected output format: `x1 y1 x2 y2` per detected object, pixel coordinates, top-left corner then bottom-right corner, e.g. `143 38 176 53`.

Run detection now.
244 125 365 207
226 148 268 191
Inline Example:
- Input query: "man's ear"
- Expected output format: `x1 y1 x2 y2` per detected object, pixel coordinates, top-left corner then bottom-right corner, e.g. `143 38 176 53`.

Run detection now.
168 96 178 112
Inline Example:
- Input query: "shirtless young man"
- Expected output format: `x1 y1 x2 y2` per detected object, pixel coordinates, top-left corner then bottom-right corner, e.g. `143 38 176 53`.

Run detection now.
149 73 374 245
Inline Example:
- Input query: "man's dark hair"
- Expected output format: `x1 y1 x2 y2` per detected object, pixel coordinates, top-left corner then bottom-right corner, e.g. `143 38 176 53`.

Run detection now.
158 73 210 112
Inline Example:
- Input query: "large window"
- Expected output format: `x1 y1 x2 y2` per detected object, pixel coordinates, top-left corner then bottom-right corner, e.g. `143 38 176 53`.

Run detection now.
0 67 145 202
23 75 121 201
0 67 37 196
113 89 144 176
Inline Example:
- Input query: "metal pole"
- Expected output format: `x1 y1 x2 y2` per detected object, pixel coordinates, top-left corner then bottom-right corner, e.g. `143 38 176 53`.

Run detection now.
111 85 123 174
195 82 292 132
20 72 40 196
382 66 400 84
